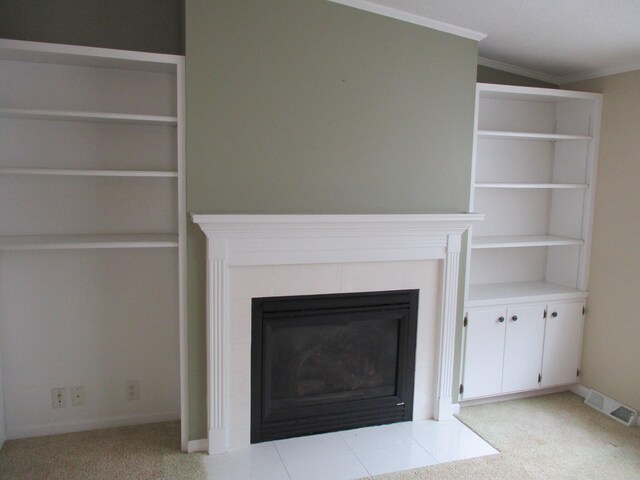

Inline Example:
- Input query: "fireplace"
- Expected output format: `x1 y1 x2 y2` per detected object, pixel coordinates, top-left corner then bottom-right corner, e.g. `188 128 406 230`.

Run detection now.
251 290 419 442
191 214 482 454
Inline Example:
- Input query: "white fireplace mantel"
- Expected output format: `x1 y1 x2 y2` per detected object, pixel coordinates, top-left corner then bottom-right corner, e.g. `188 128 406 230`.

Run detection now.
192 214 483 455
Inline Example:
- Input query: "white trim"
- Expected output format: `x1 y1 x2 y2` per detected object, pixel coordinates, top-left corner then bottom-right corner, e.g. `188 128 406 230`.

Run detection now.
459 385 577 407
192 213 482 454
560 62 640 85
478 56 640 88
569 383 591 399
187 438 209 453
6 411 180 440
176 58 189 453
478 57 561 85
328 0 486 41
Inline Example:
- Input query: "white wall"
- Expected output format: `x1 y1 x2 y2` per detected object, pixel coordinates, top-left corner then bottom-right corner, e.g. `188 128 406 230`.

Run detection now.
0 249 180 439
0 339 5 449
565 70 640 411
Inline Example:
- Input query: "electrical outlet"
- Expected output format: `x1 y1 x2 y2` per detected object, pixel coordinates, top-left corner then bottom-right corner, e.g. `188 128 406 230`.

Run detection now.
125 380 139 400
52 387 66 408
70 385 85 406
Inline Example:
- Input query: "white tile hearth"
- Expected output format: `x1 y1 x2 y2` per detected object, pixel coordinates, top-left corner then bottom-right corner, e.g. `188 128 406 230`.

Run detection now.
202 418 498 480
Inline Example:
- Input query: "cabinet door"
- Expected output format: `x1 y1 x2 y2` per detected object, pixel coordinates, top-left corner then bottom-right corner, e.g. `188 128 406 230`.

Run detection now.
462 307 507 399
502 305 546 393
541 301 585 387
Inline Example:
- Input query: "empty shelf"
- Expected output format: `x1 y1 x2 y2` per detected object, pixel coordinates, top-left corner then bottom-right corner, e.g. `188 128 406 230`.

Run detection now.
472 235 584 249
0 234 179 250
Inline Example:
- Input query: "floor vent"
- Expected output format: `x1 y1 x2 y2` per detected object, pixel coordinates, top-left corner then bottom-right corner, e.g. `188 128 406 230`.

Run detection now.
584 389 637 427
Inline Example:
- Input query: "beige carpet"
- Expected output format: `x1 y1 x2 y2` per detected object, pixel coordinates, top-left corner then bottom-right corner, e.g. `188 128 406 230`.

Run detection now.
0 421 206 480
374 392 640 479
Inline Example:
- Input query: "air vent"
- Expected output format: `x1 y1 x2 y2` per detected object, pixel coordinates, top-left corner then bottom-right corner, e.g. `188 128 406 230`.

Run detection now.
584 389 637 427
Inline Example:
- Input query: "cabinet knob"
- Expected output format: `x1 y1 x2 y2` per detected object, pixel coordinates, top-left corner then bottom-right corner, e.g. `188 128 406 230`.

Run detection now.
551 312 558 318
512 315 518 321
498 316 505 323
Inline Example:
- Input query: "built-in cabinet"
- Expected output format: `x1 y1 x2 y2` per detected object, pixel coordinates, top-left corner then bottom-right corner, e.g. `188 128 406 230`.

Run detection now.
462 300 585 399
0 40 186 447
540 301 585 388
461 84 601 401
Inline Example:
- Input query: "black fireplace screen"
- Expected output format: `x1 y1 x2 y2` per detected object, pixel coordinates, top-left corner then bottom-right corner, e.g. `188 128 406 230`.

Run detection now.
251 289 419 442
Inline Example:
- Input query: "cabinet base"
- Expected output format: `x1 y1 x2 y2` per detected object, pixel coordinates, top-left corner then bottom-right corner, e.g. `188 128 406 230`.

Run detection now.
459 384 580 407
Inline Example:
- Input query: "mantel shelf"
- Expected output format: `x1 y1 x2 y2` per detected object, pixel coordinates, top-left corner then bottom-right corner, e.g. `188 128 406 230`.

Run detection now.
0 167 178 178
0 108 177 125
477 130 592 141
472 235 584 249
475 182 588 189
0 234 179 251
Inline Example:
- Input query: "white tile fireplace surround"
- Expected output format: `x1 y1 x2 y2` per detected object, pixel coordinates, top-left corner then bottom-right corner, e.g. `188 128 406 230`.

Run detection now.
192 214 482 455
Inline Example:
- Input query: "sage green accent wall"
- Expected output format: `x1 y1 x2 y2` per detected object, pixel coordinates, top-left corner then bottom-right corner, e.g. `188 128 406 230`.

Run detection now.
477 65 558 89
0 0 184 54
564 71 640 413
186 0 478 440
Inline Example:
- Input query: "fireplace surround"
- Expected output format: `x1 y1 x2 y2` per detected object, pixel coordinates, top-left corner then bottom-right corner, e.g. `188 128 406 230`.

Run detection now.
192 214 482 455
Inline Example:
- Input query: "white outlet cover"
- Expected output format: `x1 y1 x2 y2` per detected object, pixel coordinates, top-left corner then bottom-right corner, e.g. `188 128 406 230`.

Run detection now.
70 385 85 406
52 387 66 408
125 380 139 400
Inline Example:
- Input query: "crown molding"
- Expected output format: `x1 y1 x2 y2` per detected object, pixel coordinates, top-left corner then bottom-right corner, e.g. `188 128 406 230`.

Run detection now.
328 0 486 41
479 55 640 87
478 57 561 85
559 61 640 85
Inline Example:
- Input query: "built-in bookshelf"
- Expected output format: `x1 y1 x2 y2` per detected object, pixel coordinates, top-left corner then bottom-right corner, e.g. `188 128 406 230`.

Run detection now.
460 83 601 401
0 39 186 449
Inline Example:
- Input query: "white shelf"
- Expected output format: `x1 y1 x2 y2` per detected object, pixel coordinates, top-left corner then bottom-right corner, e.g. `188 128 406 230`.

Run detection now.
0 168 178 178
0 108 177 125
0 234 178 251
477 130 592 141
467 281 588 307
475 182 588 189
471 235 584 249
0 38 181 73
472 235 584 249
477 83 602 103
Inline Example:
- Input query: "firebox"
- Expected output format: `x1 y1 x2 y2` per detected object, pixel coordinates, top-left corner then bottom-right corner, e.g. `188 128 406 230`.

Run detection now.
251 289 419 443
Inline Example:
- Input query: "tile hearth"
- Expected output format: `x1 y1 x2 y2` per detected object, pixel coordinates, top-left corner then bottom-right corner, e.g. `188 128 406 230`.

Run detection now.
202 418 497 480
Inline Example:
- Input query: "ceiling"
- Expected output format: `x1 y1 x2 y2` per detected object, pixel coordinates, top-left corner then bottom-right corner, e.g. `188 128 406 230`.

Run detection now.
332 0 640 84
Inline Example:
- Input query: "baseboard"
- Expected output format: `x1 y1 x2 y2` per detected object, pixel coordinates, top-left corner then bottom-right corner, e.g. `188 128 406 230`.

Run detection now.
569 383 591 399
459 385 577 408
187 438 209 453
451 403 460 415
6 411 180 440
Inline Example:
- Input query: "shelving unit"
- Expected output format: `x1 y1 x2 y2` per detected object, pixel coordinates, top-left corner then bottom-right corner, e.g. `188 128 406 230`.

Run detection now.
466 83 602 304
460 83 601 401
0 40 186 448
